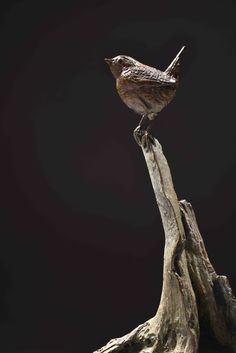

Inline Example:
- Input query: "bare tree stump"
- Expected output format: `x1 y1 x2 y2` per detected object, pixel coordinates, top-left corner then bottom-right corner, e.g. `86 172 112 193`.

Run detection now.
93 136 236 353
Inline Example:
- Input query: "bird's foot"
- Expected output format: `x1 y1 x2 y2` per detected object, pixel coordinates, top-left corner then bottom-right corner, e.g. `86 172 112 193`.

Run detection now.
141 130 155 151
133 126 155 151
133 125 144 146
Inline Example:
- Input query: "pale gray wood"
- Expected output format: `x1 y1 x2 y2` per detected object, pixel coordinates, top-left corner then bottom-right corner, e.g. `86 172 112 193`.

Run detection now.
94 137 199 353
93 136 236 353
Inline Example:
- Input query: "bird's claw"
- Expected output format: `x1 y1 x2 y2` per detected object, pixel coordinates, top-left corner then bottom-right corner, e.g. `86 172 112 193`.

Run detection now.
133 126 155 151
133 125 144 146
142 131 155 151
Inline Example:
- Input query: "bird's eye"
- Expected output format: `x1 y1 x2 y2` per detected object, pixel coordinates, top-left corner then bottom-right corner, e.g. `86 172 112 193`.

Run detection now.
117 58 123 64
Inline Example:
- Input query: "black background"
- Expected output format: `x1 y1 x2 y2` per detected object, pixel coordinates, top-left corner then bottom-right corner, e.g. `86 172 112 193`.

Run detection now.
0 0 236 352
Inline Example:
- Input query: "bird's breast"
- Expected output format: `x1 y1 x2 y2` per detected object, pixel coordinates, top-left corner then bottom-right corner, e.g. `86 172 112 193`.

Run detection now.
115 76 176 118
116 78 147 115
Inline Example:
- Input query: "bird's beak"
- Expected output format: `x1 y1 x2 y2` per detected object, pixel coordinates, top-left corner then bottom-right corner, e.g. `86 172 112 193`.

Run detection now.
104 58 113 65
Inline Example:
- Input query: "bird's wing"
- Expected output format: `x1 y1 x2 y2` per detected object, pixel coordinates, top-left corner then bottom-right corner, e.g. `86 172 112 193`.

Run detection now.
122 66 177 86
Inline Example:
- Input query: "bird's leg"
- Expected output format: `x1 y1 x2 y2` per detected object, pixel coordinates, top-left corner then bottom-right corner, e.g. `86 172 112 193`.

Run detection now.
133 115 148 146
139 115 149 130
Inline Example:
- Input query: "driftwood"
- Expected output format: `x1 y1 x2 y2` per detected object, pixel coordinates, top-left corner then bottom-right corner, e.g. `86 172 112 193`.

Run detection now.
94 135 236 353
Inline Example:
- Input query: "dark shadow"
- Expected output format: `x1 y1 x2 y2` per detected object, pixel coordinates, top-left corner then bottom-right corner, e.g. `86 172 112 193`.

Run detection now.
200 327 234 353
0 260 12 324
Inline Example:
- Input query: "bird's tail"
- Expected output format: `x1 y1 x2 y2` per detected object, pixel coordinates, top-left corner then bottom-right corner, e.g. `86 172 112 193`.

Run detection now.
165 46 186 78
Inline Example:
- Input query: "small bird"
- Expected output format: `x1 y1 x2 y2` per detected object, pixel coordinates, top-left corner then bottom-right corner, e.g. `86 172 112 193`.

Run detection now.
105 46 185 148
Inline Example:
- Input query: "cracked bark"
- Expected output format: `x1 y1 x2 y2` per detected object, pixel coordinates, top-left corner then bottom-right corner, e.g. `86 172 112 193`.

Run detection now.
94 136 236 353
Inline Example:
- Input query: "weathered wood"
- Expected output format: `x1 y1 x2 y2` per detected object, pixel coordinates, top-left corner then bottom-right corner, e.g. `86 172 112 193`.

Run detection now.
93 136 236 353
94 137 199 353
180 200 236 351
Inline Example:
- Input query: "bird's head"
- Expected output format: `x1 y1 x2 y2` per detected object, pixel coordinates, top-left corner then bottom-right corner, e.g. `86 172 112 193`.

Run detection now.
104 55 137 78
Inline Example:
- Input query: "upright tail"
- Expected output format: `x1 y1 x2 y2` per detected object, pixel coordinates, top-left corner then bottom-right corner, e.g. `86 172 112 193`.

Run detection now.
165 46 186 79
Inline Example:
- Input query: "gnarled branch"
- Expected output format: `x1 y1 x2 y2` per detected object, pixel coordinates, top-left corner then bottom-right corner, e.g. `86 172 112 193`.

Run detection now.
94 137 236 353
